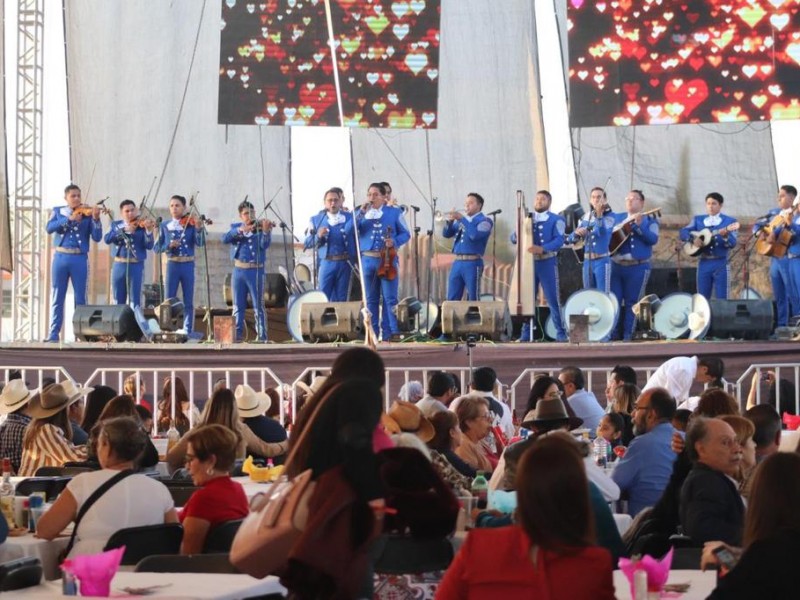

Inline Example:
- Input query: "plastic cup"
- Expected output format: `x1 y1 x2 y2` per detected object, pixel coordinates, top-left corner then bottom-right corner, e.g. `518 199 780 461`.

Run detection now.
458 496 476 529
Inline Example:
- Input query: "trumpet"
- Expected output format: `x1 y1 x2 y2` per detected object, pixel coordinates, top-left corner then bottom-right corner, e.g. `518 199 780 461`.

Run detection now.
435 209 462 222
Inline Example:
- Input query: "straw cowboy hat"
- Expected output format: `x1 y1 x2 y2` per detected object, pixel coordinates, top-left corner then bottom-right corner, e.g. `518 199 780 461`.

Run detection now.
60 379 94 402
28 382 83 419
0 379 32 415
381 400 435 443
234 384 272 418
521 397 583 431
296 375 328 398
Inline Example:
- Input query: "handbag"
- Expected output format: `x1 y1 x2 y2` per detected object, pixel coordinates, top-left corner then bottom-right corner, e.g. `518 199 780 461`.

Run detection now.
230 383 340 579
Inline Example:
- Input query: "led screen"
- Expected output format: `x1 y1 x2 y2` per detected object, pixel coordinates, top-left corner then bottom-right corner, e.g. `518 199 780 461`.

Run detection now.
568 0 800 126
219 0 441 128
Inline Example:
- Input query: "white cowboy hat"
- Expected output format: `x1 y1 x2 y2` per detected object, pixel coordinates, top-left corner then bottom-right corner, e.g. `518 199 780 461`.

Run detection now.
0 379 32 414
234 384 272 418
28 383 83 419
296 375 328 398
60 379 94 402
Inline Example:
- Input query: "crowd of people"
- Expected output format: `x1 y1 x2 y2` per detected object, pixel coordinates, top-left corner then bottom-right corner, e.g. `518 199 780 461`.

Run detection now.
0 350 797 598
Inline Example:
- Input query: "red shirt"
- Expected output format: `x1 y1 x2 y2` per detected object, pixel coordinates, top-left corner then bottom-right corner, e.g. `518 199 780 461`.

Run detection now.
179 476 248 527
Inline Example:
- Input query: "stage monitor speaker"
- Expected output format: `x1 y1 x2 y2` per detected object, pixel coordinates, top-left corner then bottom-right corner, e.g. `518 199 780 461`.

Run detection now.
223 273 289 308
73 305 142 342
557 248 584 304
300 302 363 342
441 300 510 341
708 299 774 340
647 267 697 297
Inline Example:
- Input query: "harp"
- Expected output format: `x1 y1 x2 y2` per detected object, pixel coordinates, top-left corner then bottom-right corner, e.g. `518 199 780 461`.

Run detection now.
508 190 535 316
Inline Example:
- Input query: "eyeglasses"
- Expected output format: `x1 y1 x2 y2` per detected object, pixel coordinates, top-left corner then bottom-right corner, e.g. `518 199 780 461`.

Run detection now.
545 391 563 400
184 453 197 464
632 404 651 412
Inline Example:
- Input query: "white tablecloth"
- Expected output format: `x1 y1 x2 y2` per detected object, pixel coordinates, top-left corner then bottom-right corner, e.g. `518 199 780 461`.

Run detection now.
231 476 277 501
0 533 70 581
613 569 716 600
1 572 286 598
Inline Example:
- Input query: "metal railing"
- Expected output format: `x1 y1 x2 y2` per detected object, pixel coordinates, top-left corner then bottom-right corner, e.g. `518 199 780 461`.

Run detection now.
0 366 72 390
735 363 800 414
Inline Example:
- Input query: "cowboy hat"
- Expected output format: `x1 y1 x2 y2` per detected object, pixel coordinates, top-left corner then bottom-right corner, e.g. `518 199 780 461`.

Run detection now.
28 383 82 419
521 397 583 431
381 400 435 443
60 379 94 402
296 375 328 398
234 384 272 418
0 379 32 414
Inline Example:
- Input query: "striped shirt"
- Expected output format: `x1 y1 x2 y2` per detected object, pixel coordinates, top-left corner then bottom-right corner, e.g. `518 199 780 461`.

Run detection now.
18 423 87 477
0 413 31 474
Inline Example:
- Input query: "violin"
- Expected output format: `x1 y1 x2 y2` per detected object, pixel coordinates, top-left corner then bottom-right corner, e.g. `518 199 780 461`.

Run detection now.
128 217 156 230
242 218 275 234
377 226 398 280
72 204 111 218
178 214 213 228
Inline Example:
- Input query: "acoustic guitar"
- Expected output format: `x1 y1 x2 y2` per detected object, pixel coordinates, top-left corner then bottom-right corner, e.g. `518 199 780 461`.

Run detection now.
609 208 662 255
682 222 740 257
755 210 794 258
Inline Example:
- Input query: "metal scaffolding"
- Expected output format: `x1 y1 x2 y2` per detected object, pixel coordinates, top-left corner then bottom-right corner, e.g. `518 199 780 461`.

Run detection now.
11 0 44 341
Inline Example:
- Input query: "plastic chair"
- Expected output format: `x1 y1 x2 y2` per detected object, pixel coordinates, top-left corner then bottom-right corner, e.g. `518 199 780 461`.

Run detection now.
0 557 43 591
35 465 93 477
202 519 243 554
15 477 71 501
104 523 183 566
373 535 454 574
167 486 198 507
135 553 238 574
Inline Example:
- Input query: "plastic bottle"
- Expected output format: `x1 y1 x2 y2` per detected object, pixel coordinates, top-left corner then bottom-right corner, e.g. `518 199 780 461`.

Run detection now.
471 470 489 509
593 437 608 468
0 458 14 498
166 419 180 454
633 567 648 600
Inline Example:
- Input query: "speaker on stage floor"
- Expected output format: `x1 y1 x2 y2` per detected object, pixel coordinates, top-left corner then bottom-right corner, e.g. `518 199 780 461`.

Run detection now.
557 248 584 304
647 267 697 296
223 273 289 308
300 302 363 342
441 300 510 341
73 305 142 342
708 299 774 340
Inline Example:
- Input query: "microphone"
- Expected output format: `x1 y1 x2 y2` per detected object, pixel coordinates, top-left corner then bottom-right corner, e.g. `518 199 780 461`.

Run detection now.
487 209 502 216
409 205 420 212
96 197 109 206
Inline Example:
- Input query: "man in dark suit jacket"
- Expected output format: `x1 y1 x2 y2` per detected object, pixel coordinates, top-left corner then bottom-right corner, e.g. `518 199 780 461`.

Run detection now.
680 417 745 546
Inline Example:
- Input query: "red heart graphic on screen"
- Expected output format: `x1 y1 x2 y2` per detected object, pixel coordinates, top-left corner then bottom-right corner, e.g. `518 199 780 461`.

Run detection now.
664 78 708 115
622 82 640 99
689 57 704 71
299 83 337 113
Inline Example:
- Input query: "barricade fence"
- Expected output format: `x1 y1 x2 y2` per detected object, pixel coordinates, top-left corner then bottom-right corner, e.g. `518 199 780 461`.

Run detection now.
735 364 800 415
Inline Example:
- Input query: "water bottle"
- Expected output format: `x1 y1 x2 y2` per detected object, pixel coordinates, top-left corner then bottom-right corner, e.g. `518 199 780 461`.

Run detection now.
471 471 489 510
166 419 180 454
593 437 608 468
633 567 648 600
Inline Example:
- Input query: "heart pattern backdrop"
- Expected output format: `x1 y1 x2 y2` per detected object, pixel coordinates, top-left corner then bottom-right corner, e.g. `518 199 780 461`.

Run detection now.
568 0 800 126
219 0 441 127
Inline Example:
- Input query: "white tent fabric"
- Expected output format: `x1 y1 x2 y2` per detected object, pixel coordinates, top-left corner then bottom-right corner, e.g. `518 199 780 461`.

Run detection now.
64 0 291 227
0 0 10 273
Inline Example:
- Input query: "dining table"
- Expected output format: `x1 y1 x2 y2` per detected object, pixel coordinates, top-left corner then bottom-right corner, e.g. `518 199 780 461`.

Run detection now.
0 531 70 581
613 568 717 599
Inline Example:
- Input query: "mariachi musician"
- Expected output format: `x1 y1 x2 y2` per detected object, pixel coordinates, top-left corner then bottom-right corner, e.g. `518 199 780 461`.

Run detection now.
567 186 615 293
303 187 355 302
443 192 493 301
222 200 273 342
679 192 738 301
754 185 796 327
511 190 567 342
104 199 156 311
346 182 410 341
610 189 659 341
45 184 104 342
154 194 206 335
769 187 800 326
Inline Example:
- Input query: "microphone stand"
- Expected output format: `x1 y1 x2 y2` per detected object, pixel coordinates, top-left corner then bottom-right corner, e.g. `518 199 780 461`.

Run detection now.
426 196 437 315
490 211 498 300
188 193 214 341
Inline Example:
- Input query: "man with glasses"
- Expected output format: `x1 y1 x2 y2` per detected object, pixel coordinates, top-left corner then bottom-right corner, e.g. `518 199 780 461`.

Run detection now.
612 388 677 516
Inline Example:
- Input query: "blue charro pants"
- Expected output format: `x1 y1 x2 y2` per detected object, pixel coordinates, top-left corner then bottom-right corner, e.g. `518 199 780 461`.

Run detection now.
166 261 196 333
48 252 89 341
232 266 267 341
319 259 352 302
447 259 483 301
361 255 400 340
111 261 145 310
583 256 611 293
611 261 651 340
697 257 730 300
773 257 794 326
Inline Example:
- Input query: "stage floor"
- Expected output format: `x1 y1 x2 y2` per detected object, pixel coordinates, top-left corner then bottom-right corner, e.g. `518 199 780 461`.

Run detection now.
0 338 796 397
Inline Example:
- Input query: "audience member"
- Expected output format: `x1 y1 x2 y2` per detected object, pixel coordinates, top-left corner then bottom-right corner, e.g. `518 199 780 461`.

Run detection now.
469 367 514 445
135 404 154 434
19 383 88 476
382 400 435 443
37 417 176 558
596 413 624 456
642 356 725 408
0 379 34 473
680 417 745 546
179 424 248 554
398 380 424 403
454 395 494 473
123 374 151 412
720 415 756 497
65 381 89 446
746 369 797 416
92 395 159 468
235 384 287 449
605 365 638 404
672 409 692 432
157 377 199 435
696 388 739 417
427 410 473 494
80 385 117 434
436 435 615 599
705 452 800 599
610 382 638 444
745 404 781 463
612 388 677 516
558 366 605 436
417 371 457 417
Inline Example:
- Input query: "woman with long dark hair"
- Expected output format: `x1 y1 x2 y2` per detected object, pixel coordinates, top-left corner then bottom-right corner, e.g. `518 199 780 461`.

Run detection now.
437 435 614 598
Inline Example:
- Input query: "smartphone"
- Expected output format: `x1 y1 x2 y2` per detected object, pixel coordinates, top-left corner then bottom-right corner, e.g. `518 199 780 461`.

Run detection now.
760 372 771 382
713 546 738 573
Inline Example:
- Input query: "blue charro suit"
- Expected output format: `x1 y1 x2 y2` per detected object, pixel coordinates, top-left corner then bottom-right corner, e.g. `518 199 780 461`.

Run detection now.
610 212 660 340
154 218 206 333
443 212 493 301
222 223 271 341
679 213 738 300
755 209 794 326
303 210 355 302
104 220 154 310
511 211 567 341
567 210 615 293
346 204 410 339
45 206 103 341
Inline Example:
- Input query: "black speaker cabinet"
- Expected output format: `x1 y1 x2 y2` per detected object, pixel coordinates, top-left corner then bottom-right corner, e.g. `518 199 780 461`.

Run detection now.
708 299 774 340
73 305 142 342
441 300 510 341
223 273 288 308
300 302 363 342
557 248 584 304
647 267 697 296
